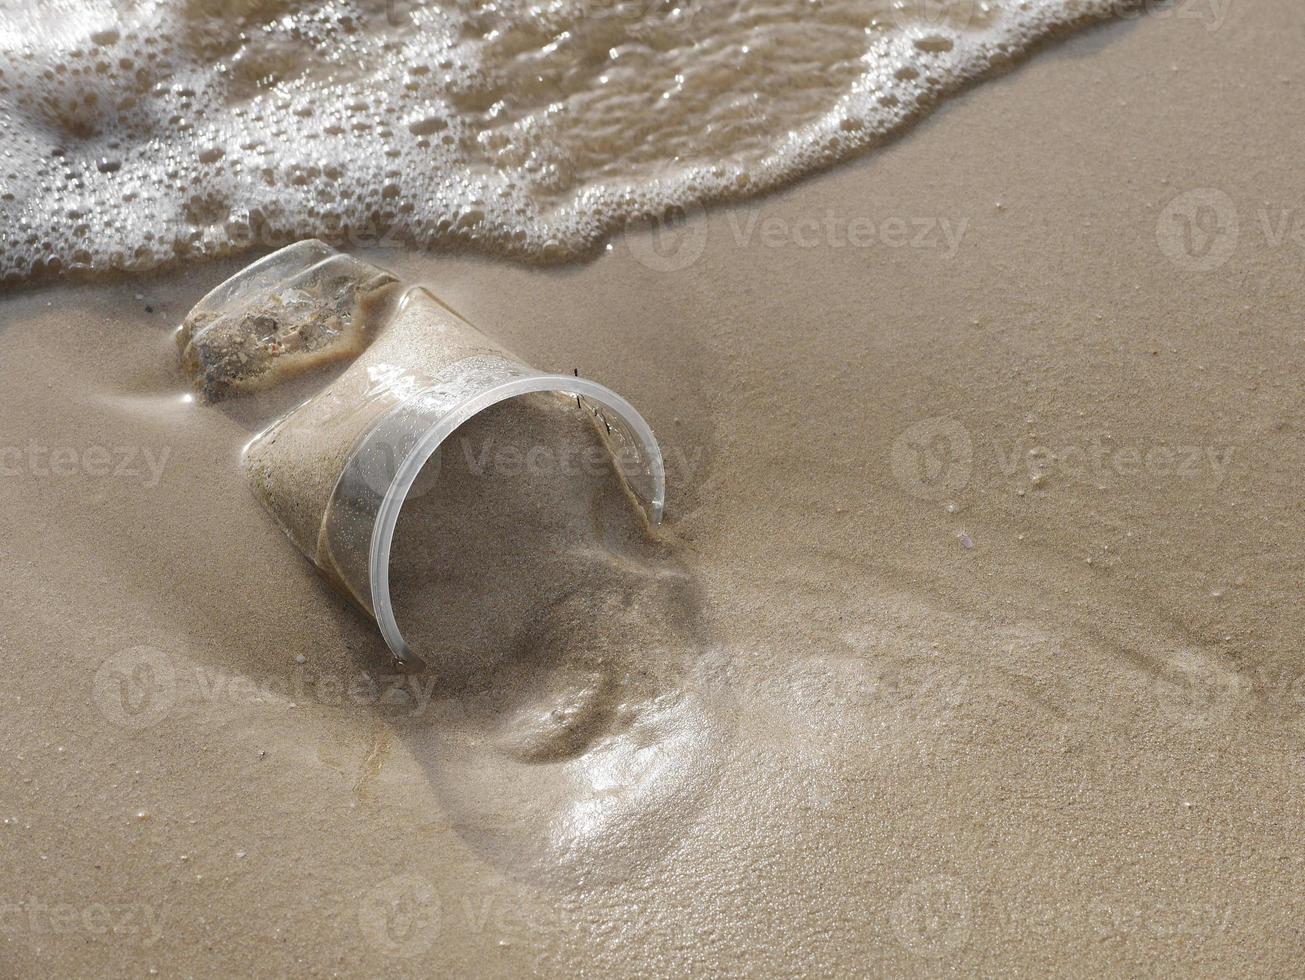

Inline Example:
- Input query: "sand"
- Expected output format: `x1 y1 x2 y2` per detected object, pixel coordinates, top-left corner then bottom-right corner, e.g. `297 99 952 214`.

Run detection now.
2 2 1305 976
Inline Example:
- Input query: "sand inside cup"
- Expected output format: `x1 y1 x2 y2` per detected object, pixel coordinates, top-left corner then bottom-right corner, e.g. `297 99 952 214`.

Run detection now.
387 393 701 757
242 287 510 582
388 393 662 675
379 392 719 877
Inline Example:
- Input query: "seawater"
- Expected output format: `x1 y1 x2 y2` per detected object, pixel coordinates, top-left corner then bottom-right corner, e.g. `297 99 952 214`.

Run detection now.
1 0 1126 279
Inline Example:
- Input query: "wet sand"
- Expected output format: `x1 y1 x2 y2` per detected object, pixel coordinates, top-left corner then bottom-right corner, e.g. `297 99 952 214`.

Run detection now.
2 3 1305 976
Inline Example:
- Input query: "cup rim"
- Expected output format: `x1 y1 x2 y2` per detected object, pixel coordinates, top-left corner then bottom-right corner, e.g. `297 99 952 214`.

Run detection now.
368 372 666 666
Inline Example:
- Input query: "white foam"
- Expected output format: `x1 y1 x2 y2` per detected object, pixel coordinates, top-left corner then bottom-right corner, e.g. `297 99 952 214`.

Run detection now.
0 0 1125 280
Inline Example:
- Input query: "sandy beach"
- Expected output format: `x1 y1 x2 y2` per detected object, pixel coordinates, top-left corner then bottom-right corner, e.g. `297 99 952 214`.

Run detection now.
2 1 1304 975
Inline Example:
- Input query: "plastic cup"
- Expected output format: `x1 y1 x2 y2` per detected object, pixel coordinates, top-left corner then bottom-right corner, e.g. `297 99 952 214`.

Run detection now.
231 249 665 667
176 239 401 401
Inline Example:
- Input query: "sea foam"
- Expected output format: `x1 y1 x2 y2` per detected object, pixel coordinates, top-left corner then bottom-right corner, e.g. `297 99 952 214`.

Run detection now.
1 0 1127 280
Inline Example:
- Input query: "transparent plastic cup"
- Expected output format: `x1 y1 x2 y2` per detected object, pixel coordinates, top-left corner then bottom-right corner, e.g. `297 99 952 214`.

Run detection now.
177 239 401 401
225 247 665 667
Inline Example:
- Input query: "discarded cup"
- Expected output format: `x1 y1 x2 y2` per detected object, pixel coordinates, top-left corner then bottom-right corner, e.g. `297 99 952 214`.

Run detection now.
177 239 402 401
191 241 665 666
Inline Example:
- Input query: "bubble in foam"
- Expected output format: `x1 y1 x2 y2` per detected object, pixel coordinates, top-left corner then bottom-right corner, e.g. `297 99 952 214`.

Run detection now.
1 0 1123 281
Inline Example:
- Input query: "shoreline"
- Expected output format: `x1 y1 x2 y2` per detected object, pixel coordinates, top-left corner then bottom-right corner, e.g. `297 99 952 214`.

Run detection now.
2 2 1304 976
